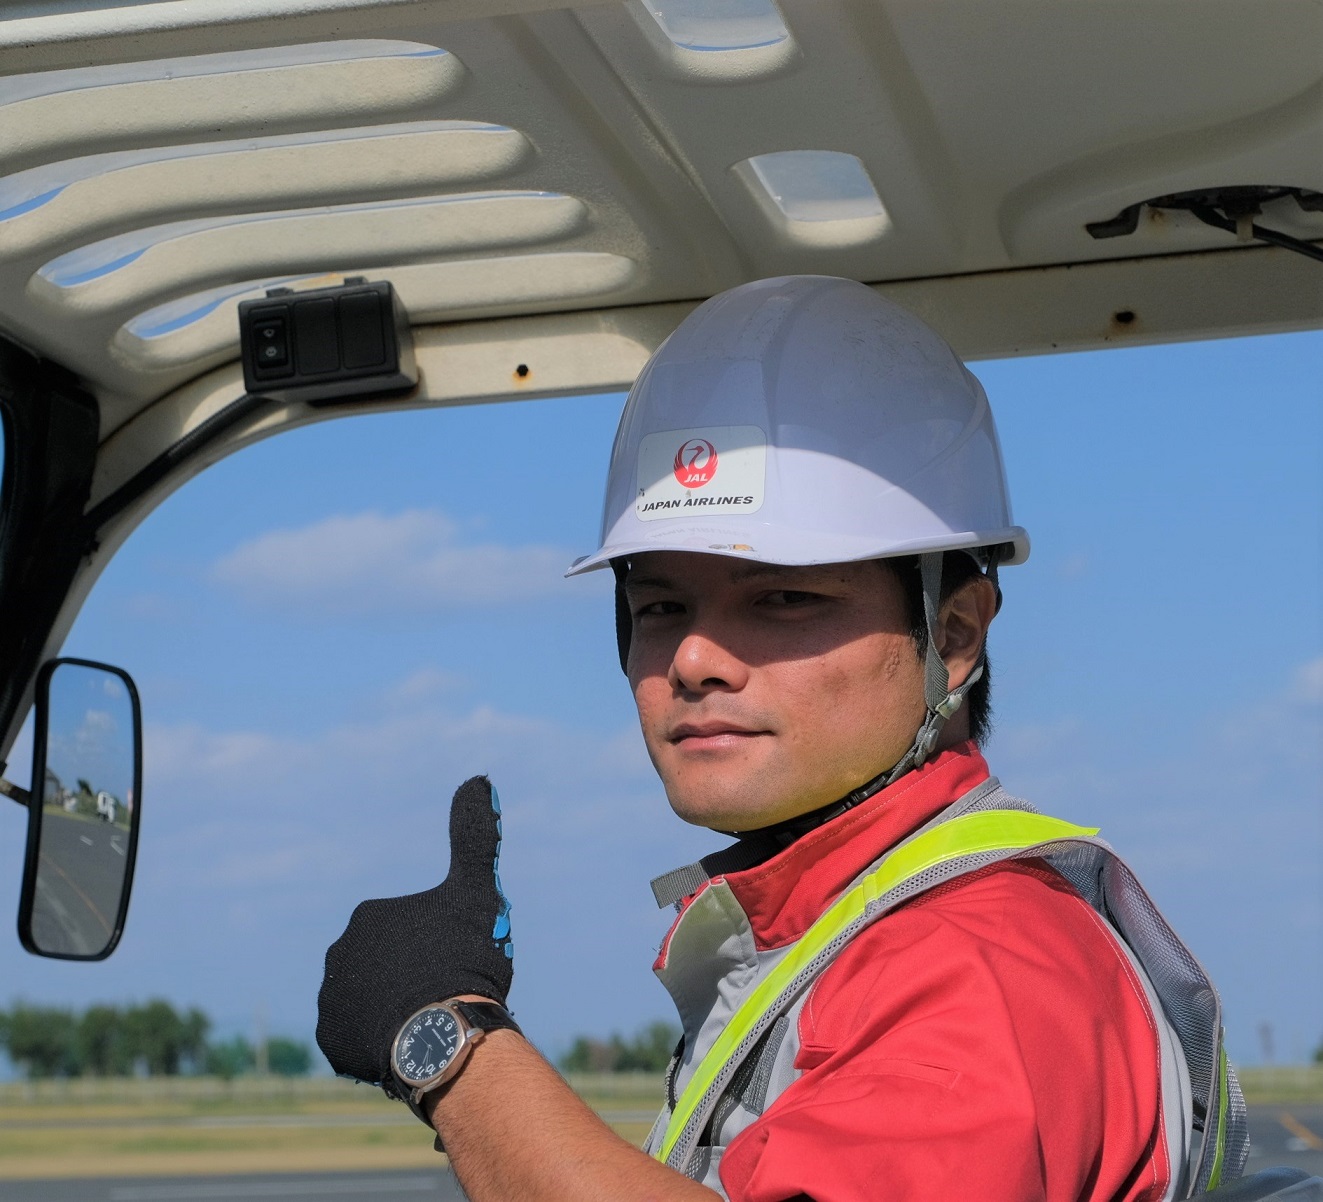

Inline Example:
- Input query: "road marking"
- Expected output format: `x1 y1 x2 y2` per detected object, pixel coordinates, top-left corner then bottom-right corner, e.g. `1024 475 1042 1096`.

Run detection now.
80 835 94 845
1278 1110 1323 1151
110 1176 441 1199
37 850 113 936
111 838 126 856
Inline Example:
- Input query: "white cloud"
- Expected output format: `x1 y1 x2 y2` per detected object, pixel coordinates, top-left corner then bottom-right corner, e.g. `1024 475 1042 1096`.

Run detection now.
69 707 118 769
80 707 115 734
209 509 583 615
46 706 120 769
378 666 467 707
1291 654 1323 704
146 722 293 783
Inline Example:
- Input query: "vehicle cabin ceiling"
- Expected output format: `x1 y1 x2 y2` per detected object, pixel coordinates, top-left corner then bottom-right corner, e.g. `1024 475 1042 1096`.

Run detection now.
0 0 1321 441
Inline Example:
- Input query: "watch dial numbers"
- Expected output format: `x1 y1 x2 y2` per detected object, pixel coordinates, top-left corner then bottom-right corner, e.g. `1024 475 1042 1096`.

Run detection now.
395 1009 462 1082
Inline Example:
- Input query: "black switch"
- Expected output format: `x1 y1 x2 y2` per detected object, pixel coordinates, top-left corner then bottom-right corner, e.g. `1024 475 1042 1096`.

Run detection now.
339 292 387 369
293 297 339 375
252 316 290 371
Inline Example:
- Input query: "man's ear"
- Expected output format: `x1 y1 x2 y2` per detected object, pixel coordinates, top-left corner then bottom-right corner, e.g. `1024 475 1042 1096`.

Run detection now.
936 576 997 690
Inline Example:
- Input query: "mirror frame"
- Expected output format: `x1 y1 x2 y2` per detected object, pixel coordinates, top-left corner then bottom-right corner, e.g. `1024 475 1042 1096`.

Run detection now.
18 657 143 960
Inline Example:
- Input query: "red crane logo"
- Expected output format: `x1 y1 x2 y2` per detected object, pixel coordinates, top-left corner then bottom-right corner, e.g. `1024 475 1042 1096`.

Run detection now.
673 438 718 488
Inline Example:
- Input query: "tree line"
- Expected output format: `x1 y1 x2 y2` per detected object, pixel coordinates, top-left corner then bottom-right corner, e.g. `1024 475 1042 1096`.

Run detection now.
558 1021 679 1073
0 1000 312 1080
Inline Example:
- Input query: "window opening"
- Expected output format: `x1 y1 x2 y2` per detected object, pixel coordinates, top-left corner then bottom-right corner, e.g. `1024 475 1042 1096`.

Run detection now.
641 0 789 51
744 151 887 225
38 192 574 291
735 150 890 248
0 122 515 227
0 40 447 107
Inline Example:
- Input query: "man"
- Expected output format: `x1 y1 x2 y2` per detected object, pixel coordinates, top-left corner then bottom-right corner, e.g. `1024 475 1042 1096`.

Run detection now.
316 277 1246 1200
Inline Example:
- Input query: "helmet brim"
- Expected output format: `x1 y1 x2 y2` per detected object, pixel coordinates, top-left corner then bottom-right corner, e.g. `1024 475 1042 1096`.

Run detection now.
566 526 1029 577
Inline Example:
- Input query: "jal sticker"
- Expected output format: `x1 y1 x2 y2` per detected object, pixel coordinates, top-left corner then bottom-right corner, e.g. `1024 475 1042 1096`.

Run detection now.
636 426 765 521
674 438 718 488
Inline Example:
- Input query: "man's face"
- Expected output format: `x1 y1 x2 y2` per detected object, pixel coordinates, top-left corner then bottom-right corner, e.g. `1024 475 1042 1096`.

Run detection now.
625 552 928 832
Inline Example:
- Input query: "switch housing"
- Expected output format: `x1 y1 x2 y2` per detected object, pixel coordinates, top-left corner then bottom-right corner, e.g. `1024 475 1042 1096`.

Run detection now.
239 279 417 404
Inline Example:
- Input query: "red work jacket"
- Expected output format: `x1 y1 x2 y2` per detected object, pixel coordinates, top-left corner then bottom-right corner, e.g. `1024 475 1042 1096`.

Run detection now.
663 744 1171 1202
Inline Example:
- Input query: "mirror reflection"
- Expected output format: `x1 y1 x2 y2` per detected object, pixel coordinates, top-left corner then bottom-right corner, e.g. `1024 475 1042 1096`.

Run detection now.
27 661 140 958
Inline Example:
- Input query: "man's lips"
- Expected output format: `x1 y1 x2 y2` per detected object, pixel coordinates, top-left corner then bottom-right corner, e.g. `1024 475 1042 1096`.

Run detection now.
668 722 769 747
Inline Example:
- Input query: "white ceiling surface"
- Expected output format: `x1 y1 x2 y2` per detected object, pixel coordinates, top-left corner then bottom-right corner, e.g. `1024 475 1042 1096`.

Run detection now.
0 0 1321 444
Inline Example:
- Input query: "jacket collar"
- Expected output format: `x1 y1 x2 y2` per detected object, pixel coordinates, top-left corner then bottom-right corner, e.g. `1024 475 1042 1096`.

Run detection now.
715 742 991 951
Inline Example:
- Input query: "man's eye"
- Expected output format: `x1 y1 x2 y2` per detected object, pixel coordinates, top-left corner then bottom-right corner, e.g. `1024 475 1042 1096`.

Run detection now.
634 600 685 618
761 590 819 606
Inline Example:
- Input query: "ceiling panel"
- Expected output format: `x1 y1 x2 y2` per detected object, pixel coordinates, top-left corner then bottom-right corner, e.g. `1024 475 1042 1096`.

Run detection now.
0 0 1316 431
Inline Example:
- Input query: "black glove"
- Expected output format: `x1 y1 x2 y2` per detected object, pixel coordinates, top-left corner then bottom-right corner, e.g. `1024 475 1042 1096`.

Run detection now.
316 775 514 1092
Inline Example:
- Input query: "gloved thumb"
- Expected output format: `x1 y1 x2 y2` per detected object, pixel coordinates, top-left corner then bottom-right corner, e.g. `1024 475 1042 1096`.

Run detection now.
445 774 503 888
442 775 512 958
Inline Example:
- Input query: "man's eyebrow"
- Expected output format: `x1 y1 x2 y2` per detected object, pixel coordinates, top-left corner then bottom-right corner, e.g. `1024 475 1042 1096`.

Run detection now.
625 562 823 590
727 562 804 582
622 573 674 591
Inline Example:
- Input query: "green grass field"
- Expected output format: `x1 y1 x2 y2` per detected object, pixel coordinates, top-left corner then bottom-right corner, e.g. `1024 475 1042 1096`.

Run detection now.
1237 1065 1323 1105
0 1073 666 1179
2 1068 1318 1180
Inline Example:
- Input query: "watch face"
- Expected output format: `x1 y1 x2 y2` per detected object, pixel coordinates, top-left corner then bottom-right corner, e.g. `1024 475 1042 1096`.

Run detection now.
394 1007 462 1085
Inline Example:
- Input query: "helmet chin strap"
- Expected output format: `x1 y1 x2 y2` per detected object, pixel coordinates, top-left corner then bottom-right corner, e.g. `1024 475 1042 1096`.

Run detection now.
647 550 995 910
866 551 988 790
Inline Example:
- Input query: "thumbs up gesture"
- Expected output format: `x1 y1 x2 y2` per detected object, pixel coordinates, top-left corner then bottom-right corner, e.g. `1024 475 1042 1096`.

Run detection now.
316 776 514 1090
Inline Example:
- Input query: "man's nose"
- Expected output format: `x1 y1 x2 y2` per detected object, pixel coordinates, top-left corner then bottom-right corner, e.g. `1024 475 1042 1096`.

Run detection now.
668 628 750 694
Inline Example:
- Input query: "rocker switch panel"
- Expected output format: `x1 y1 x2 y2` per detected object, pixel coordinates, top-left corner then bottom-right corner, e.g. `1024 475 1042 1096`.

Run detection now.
239 279 416 404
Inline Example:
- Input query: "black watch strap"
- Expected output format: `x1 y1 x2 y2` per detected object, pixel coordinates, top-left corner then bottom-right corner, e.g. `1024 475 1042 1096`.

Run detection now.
452 1000 522 1037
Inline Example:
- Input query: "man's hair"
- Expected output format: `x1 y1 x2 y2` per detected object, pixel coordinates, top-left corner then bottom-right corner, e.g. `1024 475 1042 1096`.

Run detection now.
885 554 993 747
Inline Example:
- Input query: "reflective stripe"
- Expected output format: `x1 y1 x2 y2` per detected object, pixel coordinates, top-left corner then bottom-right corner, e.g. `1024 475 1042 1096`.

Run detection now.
1208 1046 1230 1191
656 810 1099 1163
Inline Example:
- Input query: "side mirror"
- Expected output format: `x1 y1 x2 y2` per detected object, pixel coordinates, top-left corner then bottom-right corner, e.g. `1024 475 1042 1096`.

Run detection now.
17 658 142 960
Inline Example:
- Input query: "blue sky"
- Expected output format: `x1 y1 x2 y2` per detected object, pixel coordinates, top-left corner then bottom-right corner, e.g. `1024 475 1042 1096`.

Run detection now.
2 328 1320 1070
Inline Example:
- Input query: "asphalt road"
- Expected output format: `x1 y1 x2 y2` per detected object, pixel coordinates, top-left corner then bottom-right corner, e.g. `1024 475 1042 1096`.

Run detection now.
5 1106 1318 1200
1244 1103 1323 1177
1 1171 465 1201
28 809 128 956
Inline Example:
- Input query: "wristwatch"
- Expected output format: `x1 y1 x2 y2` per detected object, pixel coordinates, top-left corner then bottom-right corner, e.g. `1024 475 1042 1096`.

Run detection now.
390 999 522 1132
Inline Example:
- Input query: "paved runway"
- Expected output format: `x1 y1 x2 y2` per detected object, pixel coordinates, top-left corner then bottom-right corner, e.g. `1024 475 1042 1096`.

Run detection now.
5 1106 1319 1200
28 809 129 955
1244 1103 1323 1177
1 1170 465 1201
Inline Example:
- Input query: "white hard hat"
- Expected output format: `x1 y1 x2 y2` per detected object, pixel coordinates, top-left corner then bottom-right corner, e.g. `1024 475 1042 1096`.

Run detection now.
567 275 1028 576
